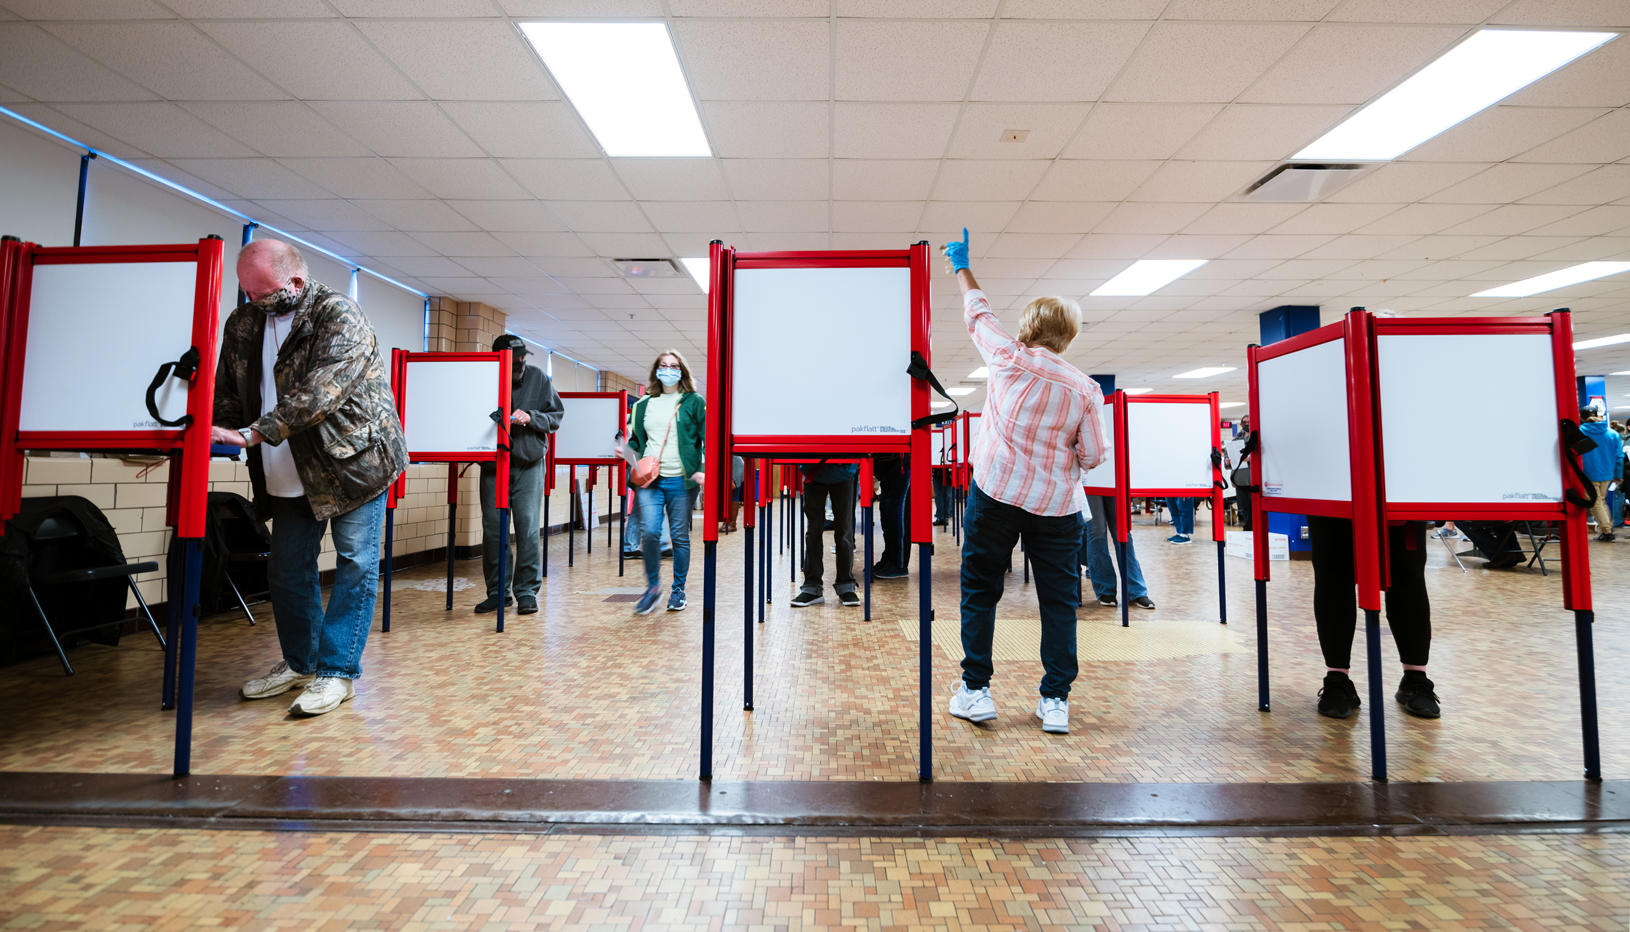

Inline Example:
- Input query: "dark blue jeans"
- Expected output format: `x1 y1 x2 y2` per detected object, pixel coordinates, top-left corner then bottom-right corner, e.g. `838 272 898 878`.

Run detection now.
266 491 385 679
960 482 1084 699
638 476 692 593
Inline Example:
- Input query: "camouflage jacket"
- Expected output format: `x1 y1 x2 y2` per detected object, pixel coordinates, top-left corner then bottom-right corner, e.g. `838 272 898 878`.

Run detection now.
213 281 408 522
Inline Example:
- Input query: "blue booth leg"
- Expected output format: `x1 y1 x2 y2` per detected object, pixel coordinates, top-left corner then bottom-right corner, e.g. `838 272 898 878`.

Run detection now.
172 539 203 778
496 507 508 633
1117 540 1129 628
700 540 717 780
161 543 181 710
1364 608 1387 782
863 505 873 622
1216 540 1227 624
744 513 754 711
917 541 933 783
1576 609 1602 780
1255 579 1270 712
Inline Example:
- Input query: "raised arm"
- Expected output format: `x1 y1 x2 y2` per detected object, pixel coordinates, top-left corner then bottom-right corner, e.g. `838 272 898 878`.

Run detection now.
944 228 1019 369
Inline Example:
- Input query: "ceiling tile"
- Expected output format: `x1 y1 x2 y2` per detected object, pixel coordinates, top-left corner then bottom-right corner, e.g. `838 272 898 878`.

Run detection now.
50 102 256 158
1030 160 1162 201
613 159 729 201
932 160 1048 201
833 201 924 233
1423 163 1592 205
1173 105 1349 161
162 0 338 14
1093 202 1212 235
834 0 998 14
163 158 331 199
453 257 549 279
1185 203 1307 235
308 102 482 158
640 201 740 234
354 199 478 232
1067 234 1169 258
1002 0 1168 16
1456 236 1586 261
1105 23 1310 103
737 201 828 232
1130 160 1274 202
835 103 960 159
833 160 939 200
1401 106 1608 163
1325 161 1484 203
835 21 989 102
1241 25 1464 105
389 158 531 200
1524 165 1630 206
1061 104 1221 160
198 21 421 101
254 198 391 232
182 102 371 158
408 231 515 257
1147 234 1255 258
971 22 1147 102
0 24 158 101
668 0 827 14
322 230 439 257
947 103 1090 160
528 256 613 278
278 158 430 199
502 159 628 201
1374 235 1502 261
674 20 828 101
1489 0 1630 27
577 232 671 256
441 102 600 159
721 159 828 200
1165 0 1338 18
745 232 831 251
493 231 596 257
121 159 234 200
447 200 569 233
1329 0 1505 24
1524 206 1630 238
1357 203 1492 235
547 201 655 233
44 22 287 100
1222 234 1335 258
355 21 561 101
704 101 829 158
1006 202 1117 234
1511 110 1630 164
919 201 1021 236
1267 203 1399 236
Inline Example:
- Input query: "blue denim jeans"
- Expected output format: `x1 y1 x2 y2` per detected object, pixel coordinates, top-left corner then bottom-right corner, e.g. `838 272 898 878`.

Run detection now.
623 486 672 552
960 482 1083 699
266 491 386 679
638 476 692 593
1169 497 1195 535
1081 494 1147 601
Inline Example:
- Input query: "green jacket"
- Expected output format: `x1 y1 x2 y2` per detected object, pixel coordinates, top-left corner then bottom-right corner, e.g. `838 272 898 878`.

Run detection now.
212 281 409 522
628 392 706 490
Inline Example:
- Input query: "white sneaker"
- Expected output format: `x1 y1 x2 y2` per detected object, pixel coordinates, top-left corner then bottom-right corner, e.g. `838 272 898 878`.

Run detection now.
1036 696 1069 734
288 676 355 717
948 681 997 723
239 660 314 700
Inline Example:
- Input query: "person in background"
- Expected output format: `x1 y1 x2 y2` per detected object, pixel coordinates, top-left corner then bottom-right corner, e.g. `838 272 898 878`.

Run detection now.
942 229 1106 736
933 468 951 527
1080 494 1154 611
873 452 911 579
622 395 672 559
1166 496 1195 544
1455 521 1525 569
1224 415 1252 531
622 350 706 615
212 238 408 718
475 335 563 616
792 461 861 608
1581 409 1622 542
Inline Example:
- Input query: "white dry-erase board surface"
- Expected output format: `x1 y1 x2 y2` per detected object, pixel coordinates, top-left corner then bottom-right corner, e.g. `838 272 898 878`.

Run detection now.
1257 338 1351 502
1081 406 1117 490
932 429 950 465
732 266 911 437
1127 402 1214 490
1378 333 1560 503
403 360 500 454
555 395 622 461
21 261 200 432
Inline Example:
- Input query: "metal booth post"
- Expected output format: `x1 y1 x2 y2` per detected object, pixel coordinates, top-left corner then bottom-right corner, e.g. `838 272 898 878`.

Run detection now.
860 456 874 621
1210 392 1228 625
743 457 756 710
699 239 727 780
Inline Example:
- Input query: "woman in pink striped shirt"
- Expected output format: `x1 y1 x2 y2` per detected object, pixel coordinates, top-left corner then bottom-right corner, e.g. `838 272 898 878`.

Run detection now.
941 230 1108 736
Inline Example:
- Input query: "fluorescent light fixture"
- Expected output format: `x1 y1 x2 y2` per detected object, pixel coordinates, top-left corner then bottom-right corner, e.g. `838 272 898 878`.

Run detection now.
1219 402 1246 409
1174 366 1237 379
1573 334 1630 350
1614 371 1630 376
1471 261 1630 298
1090 259 1208 297
1295 29 1617 161
967 367 989 380
947 386 977 396
519 22 711 157
1121 388 1153 395
679 257 710 293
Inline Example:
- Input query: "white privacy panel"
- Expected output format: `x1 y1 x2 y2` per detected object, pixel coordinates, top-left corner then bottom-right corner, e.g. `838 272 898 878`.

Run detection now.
357 273 425 354
1378 333 1560 503
932 429 949 465
1257 338 1351 502
732 266 911 437
1081 405 1117 491
1127 402 1214 491
403 360 500 455
21 262 200 432
555 395 623 461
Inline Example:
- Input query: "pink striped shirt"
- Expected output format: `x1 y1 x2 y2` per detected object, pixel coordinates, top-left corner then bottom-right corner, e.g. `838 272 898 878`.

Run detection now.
964 289 1106 517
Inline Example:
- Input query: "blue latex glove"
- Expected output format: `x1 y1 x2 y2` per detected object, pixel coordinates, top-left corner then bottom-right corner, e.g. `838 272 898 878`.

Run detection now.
942 228 969 272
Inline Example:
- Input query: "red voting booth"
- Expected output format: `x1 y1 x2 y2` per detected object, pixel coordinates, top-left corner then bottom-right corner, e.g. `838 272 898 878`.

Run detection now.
0 235 225 777
549 390 629 575
1082 391 1227 627
1248 307 1597 781
387 349 511 632
701 240 938 781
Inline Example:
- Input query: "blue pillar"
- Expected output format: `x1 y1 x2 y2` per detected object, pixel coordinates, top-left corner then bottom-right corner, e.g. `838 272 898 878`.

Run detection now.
1577 375 1605 415
1261 306 1320 557
1090 374 1116 395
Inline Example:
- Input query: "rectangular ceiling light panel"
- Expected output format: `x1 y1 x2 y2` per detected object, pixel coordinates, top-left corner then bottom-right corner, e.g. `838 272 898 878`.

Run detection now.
1294 29 1617 161
1174 366 1237 379
520 22 711 158
967 367 989 380
1090 259 1209 297
1121 387 1153 395
1573 334 1630 351
679 256 710 292
1471 261 1630 298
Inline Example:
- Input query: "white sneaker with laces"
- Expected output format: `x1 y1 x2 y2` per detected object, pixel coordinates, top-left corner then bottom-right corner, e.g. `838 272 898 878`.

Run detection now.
239 660 314 700
1036 696 1069 734
948 681 997 722
288 676 355 716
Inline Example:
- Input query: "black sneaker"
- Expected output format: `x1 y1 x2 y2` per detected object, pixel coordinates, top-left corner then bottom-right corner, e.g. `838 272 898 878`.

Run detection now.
1484 552 1524 569
838 590 861 607
872 564 908 579
791 591 824 607
1317 671 1361 719
1395 671 1441 719
474 595 513 614
1595 532 1616 542
1096 594 1116 607
1131 596 1155 610
516 597 538 615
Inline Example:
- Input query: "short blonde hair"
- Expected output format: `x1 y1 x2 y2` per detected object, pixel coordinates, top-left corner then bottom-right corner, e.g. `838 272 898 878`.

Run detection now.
1016 296 1080 355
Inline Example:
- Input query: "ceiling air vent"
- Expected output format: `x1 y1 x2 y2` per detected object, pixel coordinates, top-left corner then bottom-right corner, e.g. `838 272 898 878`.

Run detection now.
1241 163 1375 202
613 258 684 278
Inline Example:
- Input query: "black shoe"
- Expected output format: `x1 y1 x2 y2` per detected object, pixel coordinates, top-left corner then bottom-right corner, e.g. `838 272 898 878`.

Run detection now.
1395 671 1440 719
1484 552 1524 569
517 597 538 615
661 548 673 558
1096 594 1116 607
872 563 908 579
622 549 642 559
791 591 824 607
933 518 948 526
823 519 835 530
474 595 513 614
1131 596 1155 610
1595 532 1616 542
838 590 861 607
1317 672 1360 719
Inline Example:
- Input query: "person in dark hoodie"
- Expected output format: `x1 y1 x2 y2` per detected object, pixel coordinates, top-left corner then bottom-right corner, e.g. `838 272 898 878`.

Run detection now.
477 334 565 615
1580 408 1623 542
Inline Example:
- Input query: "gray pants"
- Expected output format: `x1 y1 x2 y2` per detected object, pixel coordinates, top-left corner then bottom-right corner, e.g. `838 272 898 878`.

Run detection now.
481 460 544 601
802 478 857 596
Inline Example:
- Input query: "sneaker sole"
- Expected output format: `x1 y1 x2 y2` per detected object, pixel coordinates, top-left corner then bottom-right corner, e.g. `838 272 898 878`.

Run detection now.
1318 707 1357 720
667 603 687 612
1133 602 1155 610
635 602 662 616
950 703 997 723
839 598 860 607
791 597 824 607
1039 720 1069 734
289 686 353 717
240 677 313 701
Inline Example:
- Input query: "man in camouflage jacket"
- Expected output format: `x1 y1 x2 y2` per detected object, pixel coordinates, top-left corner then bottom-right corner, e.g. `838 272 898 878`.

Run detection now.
211 238 408 718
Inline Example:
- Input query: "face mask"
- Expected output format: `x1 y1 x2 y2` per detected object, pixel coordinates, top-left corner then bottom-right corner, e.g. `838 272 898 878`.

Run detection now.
656 367 681 387
251 282 301 316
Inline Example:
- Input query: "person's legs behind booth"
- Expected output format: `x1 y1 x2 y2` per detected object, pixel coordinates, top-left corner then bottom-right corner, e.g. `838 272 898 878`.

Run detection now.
1457 520 1524 569
1082 494 1152 609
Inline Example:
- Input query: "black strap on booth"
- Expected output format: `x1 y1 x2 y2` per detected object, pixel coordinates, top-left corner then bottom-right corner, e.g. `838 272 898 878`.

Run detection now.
906 351 959 430
1212 447 1228 490
1560 418 1599 508
487 409 512 453
144 346 201 428
1231 431 1260 493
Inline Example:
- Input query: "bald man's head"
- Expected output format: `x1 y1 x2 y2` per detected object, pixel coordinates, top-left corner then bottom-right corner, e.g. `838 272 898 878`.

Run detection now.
238 238 309 306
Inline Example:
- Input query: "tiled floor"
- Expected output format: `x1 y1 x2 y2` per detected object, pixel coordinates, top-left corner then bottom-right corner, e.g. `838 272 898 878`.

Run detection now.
1 507 1620 784
2 825 1626 931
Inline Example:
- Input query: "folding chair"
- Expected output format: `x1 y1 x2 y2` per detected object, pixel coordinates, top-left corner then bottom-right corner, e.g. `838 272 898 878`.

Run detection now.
25 514 163 675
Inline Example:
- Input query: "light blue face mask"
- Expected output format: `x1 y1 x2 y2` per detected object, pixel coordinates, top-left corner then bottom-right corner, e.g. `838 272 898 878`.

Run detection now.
656 367 681 387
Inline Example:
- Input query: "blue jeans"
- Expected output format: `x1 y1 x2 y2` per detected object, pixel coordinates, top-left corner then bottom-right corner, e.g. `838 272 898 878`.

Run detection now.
266 491 386 679
481 461 543 601
622 487 672 552
1169 497 1195 535
638 476 692 593
960 482 1083 699
1081 494 1147 601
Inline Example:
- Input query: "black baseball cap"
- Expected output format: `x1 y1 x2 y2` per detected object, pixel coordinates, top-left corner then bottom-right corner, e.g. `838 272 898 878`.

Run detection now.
493 334 528 357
